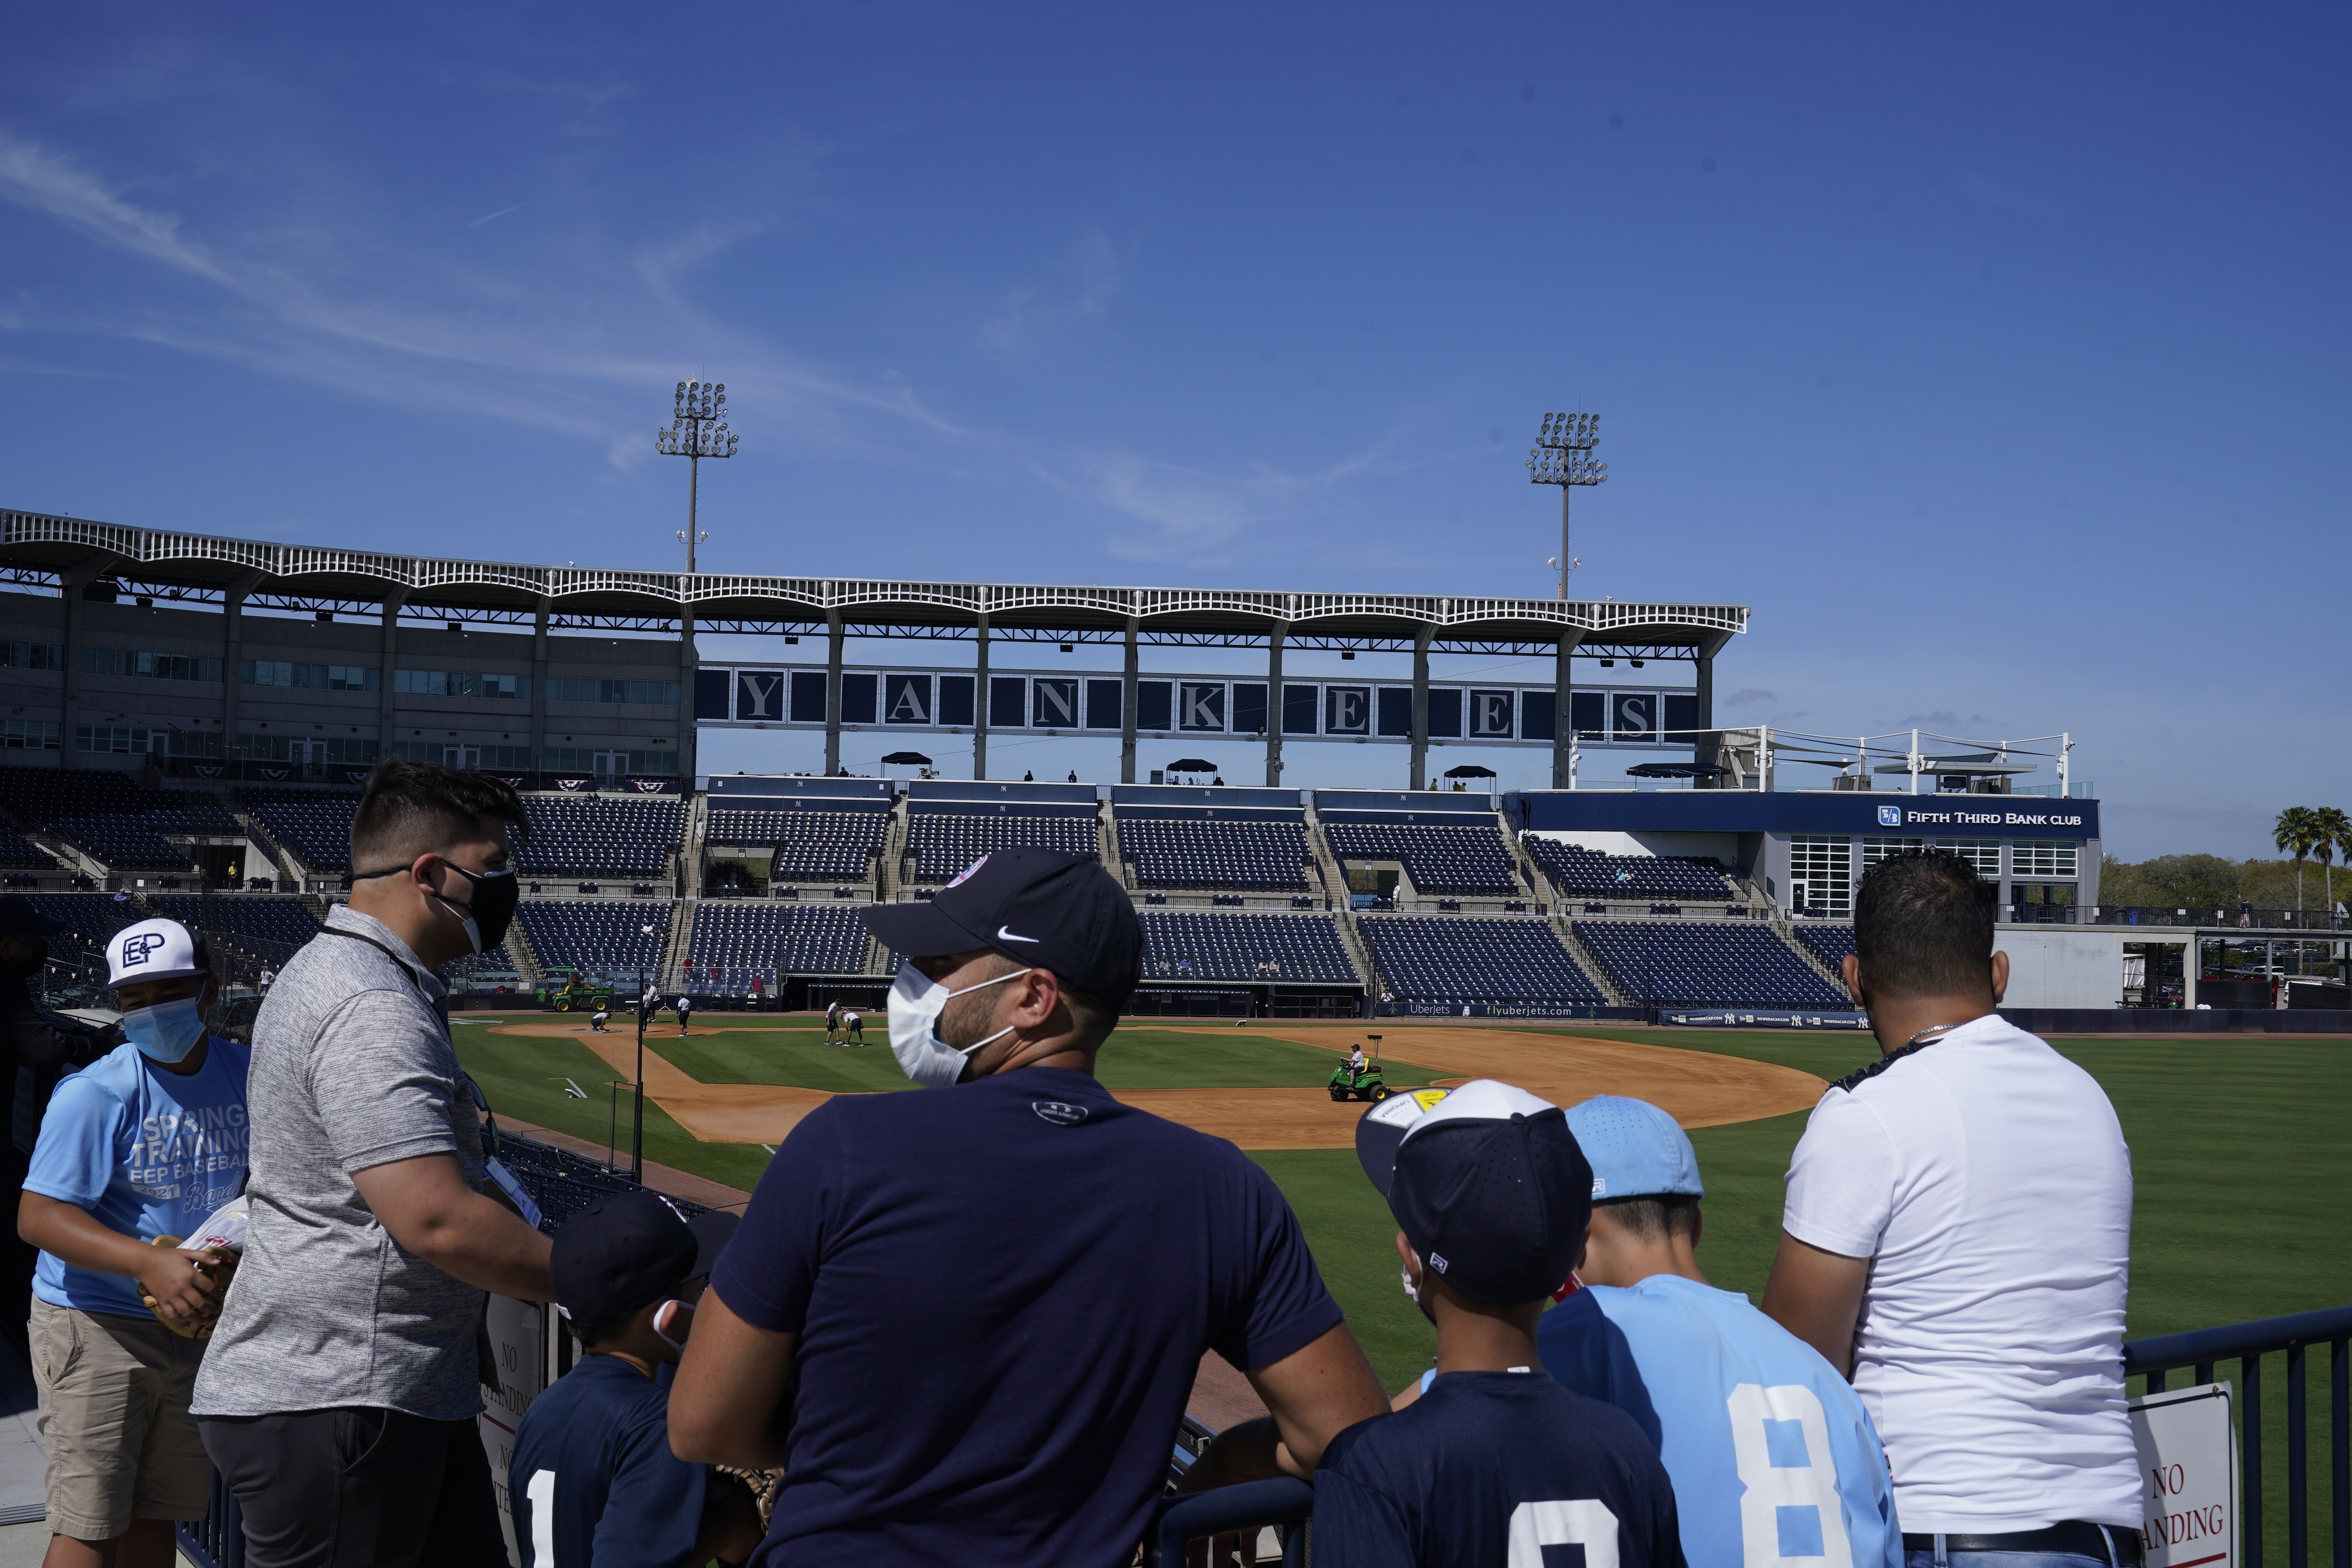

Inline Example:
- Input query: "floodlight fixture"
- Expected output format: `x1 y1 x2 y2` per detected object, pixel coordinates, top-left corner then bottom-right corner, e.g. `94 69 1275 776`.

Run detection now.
657 379 738 572
1527 409 1607 599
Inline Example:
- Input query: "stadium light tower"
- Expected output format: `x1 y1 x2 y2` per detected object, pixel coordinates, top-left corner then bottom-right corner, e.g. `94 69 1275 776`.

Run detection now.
657 379 737 572
1527 411 1606 599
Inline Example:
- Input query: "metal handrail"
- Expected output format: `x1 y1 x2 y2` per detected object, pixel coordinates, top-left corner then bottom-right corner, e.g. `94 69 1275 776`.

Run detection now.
2128 1306 2352 1568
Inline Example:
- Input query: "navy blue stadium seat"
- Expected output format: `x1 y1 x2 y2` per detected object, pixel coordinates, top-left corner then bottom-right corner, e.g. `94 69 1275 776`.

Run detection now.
1523 838 1738 899
690 901 870 980
1321 815 1520 897
517 797 685 880
1794 923 1857 972
906 803 1097 883
1117 809 1314 892
708 803 888 882
242 790 360 873
513 900 671 978
0 767 220 871
147 894 321 955
1358 916 1603 1003
1136 911 1358 984
1570 920 1851 1009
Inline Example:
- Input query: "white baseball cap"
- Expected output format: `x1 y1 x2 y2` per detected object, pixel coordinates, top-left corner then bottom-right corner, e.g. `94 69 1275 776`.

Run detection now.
106 918 211 988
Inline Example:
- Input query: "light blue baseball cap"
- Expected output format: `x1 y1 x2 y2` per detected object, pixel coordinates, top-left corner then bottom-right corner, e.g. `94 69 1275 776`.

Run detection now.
1566 1095 1703 1201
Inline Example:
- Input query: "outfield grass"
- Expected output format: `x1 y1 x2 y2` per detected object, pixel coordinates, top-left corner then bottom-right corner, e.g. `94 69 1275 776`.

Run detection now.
452 1020 776 1191
645 1023 1451 1093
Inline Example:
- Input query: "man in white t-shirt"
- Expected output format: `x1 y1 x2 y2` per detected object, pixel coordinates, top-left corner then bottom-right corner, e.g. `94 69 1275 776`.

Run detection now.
1764 851 2141 1568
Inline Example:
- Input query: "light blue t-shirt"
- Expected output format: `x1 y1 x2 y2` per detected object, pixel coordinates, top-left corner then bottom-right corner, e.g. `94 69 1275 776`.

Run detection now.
25 1038 253 1319
1537 1274 1902 1568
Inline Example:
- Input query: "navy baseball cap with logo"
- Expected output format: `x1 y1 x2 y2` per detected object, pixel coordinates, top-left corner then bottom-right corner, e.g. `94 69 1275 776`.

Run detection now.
860 847 1143 1010
551 1189 700 1327
1355 1080 1593 1306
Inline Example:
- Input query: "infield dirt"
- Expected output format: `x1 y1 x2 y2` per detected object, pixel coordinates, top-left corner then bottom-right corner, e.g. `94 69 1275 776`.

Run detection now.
489 1020 1825 1149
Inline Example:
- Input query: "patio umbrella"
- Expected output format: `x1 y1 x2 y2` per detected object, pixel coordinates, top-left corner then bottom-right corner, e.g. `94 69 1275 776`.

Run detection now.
880 751 933 766
1167 758 1218 773
1442 763 1497 778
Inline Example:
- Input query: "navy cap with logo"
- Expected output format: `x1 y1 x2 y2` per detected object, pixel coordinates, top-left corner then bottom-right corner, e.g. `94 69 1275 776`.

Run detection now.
860 847 1143 1010
1354 1080 1593 1306
550 1189 700 1328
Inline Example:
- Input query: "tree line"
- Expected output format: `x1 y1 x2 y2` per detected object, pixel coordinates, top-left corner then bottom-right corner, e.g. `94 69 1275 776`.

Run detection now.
2100 806 2352 914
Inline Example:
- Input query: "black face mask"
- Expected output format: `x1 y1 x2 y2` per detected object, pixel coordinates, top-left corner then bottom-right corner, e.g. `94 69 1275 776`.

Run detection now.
432 864 520 955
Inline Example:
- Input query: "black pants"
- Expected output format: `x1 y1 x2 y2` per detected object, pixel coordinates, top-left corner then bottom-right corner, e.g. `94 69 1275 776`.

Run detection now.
200 1407 507 1568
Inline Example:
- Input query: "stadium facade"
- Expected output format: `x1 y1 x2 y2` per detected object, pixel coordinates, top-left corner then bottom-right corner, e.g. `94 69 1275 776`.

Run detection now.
21 507 2322 1028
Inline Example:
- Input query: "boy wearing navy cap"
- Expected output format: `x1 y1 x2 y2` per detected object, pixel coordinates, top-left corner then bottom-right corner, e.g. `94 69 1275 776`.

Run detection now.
1316 1081 1684 1568
1538 1096 1901 1568
511 1190 760 1568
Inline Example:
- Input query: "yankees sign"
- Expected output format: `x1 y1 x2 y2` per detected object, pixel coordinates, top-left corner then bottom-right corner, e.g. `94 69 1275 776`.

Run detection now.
694 664 1700 748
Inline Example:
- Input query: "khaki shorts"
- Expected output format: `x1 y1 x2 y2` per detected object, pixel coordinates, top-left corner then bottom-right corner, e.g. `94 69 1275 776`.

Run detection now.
28 1296 212 1539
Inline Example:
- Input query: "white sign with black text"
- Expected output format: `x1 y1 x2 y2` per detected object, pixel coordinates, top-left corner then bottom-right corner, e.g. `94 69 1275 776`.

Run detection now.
2130 1382 2235 1568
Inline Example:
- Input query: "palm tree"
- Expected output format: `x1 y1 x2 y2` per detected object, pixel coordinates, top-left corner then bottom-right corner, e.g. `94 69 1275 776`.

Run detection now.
2273 806 2323 915
2313 806 2352 916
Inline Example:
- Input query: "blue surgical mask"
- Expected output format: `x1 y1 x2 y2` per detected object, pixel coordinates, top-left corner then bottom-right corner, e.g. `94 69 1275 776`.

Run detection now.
121 997 207 1064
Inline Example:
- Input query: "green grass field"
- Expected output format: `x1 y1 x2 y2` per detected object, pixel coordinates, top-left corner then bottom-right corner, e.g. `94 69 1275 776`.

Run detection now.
641 1022 1451 1094
459 1013 2350 1546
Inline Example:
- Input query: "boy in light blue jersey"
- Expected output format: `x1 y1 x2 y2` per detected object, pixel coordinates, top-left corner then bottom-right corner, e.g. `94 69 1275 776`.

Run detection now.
1535 1095 1901 1568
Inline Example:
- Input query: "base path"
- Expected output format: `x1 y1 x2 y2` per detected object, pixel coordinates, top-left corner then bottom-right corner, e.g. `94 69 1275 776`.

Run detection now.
487 1019 1824 1149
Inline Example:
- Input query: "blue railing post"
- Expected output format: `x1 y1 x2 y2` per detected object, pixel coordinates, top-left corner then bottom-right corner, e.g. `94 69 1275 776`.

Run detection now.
2292 1340 2309 1568
2332 1337 2348 1568
2248 1353 2265 1568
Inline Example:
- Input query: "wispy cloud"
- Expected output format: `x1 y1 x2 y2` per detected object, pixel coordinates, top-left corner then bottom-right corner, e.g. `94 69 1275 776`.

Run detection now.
980 229 1120 353
465 204 521 229
1724 688 1776 705
0 129 232 285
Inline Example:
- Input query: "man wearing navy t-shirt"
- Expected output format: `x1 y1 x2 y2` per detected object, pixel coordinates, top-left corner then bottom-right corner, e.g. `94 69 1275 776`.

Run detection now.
669 848 1389 1568
1315 1082 1684 1568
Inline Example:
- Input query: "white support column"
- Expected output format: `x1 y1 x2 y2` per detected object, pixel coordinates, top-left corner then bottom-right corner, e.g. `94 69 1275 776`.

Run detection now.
1265 623 1285 788
1119 618 1138 785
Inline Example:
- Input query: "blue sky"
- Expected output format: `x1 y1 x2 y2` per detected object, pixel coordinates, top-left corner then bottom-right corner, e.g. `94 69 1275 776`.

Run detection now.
2 3 2344 857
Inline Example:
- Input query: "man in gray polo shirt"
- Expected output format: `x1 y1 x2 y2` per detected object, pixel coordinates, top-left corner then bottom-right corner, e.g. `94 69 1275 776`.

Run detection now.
194 760 553 1568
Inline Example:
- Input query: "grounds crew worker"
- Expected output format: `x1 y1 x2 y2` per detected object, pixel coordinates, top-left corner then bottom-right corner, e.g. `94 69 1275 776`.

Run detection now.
1764 851 2140 1568
671 846 1389 1567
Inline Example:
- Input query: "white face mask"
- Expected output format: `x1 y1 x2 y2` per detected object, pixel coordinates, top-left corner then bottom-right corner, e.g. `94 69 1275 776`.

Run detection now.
887 961 1034 1089
1400 1263 1421 1306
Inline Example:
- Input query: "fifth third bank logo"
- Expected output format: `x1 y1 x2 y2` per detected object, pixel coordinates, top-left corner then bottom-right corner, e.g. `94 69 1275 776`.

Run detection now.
1877 805 1905 828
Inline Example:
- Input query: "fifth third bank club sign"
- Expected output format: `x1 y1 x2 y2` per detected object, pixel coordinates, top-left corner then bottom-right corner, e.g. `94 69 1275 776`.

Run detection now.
2130 1383 2235 1568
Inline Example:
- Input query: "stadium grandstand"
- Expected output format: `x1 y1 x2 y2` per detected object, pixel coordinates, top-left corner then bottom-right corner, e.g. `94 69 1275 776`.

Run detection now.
0 507 2142 1021
1359 916 1606 1006
1571 919 1853 1011
904 782 1099 887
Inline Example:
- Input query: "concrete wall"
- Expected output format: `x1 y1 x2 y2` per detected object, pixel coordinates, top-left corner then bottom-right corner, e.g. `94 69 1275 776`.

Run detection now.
1998 927 2122 1009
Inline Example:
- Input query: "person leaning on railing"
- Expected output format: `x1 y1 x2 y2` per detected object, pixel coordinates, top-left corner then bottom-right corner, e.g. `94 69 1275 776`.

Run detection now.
190 760 555 1568
1764 851 2141 1568
669 848 1390 1568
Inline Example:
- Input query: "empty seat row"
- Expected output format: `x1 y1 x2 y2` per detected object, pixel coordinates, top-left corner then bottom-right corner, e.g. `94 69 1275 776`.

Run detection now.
1793 923 1857 971
708 807 890 881
1359 916 1604 1002
906 807 1096 882
0 766 218 870
1135 911 1359 984
1322 819 1521 896
146 895 322 956
1570 921 1851 1009
512 900 671 979
685 901 870 979
1119 814 1312 891
1524 839 1737 899
518 797 686 878
243 790 360 873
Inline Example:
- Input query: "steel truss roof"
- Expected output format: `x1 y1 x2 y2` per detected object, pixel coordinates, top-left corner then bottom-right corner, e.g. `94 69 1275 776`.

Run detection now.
1 509 1748 654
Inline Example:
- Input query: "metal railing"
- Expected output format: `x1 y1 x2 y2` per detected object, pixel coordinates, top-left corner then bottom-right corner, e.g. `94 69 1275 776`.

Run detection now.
2128 1305 2352 1568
